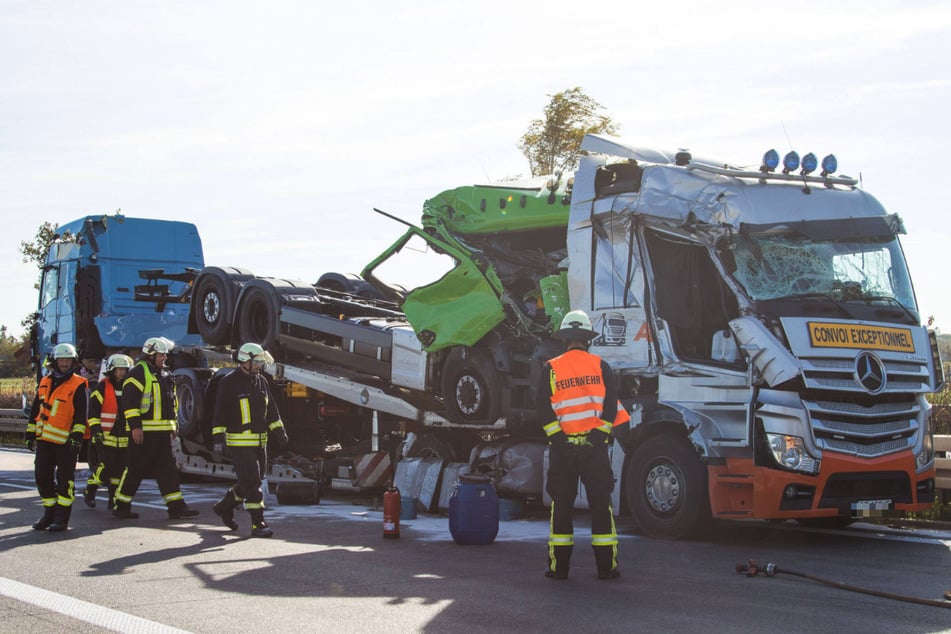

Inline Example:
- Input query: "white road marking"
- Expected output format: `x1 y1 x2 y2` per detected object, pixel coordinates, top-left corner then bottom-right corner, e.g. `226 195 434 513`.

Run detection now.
0 576 192 633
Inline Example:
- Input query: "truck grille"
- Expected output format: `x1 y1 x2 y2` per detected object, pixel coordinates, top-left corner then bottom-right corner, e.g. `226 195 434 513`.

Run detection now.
804 397 921 459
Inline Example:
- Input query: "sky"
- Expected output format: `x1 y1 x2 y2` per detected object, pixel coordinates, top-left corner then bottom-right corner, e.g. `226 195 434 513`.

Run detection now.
2 1 951 341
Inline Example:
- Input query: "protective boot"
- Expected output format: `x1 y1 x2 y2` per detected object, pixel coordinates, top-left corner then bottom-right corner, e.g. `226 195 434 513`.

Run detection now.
544 545 572 580
48 505 72 532
82 484 98 508
167 499 200 519
32 506 56 531
594 545 620 580
213 490 239 530
249 509 273 538
112 501 139 519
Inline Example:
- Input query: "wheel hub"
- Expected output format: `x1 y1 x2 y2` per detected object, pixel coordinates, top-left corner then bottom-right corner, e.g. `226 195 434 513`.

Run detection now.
645 463 681 513
455 375 482 415
203 292 221 324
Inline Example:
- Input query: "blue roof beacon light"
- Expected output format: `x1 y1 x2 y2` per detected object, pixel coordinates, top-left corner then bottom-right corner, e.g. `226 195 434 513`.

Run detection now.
821 154 838 177
782 151 800 174
761 149 780 172
801 152 818 175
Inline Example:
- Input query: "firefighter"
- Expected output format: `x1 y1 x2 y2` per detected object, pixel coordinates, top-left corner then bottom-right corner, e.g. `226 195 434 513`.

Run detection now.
537 310 621 580
26 343 88 532
112 337 199 520
77 353 103 506
211 342 289 538
83 353 134 509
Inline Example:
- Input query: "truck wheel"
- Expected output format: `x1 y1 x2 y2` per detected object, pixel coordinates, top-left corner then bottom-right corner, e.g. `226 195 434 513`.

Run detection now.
406 433 458 462
440 348 502 426
236 286 281 351
194 273 234 345
174 370 204 440
625 433 709 539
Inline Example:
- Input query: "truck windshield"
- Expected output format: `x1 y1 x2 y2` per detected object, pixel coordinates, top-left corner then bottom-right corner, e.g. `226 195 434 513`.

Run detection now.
723 216 918 318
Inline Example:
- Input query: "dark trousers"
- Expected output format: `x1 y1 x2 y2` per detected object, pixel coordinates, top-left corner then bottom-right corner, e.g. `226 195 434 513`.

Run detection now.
114 432 183 506
90 445 127 488
35 440 77 507
546 443 617 574
230 446 267 509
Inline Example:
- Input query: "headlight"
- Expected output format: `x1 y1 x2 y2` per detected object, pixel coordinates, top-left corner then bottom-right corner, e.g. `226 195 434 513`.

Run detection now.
916 411 935 470
766 433 819 474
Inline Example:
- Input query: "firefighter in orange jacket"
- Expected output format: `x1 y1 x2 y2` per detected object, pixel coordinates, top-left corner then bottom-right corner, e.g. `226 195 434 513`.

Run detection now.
112 337 199 520
83 353 134 509
537 310 621 580
26 343 88 532
211 342 288 538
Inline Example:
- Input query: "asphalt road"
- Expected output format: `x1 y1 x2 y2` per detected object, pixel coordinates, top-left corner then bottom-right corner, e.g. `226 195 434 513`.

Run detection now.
1 447 950 633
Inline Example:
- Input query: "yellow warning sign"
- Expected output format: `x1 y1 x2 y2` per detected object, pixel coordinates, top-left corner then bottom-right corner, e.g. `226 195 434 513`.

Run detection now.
807 322 915 353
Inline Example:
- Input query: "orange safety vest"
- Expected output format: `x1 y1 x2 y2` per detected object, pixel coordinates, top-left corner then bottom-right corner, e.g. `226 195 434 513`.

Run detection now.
548 350 607 435
34 373 87 445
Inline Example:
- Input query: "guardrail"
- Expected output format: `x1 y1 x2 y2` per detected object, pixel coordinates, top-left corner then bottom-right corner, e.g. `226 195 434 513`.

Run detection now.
936 435 951 497
0 408 28 434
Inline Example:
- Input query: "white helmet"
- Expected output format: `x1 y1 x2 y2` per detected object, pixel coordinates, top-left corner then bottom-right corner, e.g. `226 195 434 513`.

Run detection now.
106 353 135 372
142 336 175 355
51 343 78 359
554 309 598 342
236 342 274 366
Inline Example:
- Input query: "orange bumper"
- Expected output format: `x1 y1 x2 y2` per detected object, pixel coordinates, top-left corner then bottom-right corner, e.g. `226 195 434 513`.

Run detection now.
708 451 935 520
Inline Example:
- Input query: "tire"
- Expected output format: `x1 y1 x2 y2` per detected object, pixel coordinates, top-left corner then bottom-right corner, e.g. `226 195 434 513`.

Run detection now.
236 285 282 351
174 369 204 440
625 433 710 539
440 348 502 426
276 482 321 505
193 273 234 345
406 433 458 462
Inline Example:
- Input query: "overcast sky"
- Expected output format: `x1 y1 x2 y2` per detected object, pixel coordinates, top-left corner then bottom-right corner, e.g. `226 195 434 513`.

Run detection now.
2 1 950 341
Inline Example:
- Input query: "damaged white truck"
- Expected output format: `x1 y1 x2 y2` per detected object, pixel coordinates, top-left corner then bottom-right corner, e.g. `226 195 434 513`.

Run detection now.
32 134 942 538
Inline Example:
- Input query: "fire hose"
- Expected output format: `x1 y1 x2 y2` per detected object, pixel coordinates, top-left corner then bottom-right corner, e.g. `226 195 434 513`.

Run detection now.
736 560 951 609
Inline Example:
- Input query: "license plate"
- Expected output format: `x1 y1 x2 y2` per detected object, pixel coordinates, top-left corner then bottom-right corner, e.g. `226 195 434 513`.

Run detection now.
851 499 892 513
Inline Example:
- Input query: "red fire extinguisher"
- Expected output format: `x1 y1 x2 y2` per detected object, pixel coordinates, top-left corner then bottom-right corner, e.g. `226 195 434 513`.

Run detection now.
383 481 401 539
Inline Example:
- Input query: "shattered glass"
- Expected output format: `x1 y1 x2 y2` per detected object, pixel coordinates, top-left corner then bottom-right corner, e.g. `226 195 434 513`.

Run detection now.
727 230 916 311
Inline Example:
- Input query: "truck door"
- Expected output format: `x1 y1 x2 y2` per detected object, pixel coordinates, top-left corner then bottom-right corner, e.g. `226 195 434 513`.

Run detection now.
36 261 75 355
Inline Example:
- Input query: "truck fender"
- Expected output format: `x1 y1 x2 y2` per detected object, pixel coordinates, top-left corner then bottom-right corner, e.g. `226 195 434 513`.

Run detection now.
190 266 255 345
233 277 317 352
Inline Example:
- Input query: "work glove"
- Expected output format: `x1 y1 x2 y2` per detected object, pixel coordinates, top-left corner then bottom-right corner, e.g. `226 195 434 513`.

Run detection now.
25 437 35 452
590 428 610 446
92 431 105 447
68 437 83 456
212 434 225 456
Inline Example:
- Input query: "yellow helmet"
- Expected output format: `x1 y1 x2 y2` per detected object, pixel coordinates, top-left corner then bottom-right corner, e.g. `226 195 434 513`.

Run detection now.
142 337 175 355
52 343 79 359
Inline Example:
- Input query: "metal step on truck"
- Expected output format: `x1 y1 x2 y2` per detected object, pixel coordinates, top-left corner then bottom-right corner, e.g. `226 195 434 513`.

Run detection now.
32 132 944 537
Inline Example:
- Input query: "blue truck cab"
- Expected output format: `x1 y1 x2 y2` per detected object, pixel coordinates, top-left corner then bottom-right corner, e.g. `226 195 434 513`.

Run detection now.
33 214 204 367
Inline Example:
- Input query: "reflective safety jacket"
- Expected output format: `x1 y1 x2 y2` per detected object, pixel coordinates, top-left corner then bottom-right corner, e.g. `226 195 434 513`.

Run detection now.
212 367 285 447
538 349 618 438
122 360 177 433
30 372 88 445
88 378 129 448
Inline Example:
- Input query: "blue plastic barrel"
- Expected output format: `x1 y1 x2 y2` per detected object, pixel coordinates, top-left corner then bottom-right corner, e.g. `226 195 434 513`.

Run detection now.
449 473 499 545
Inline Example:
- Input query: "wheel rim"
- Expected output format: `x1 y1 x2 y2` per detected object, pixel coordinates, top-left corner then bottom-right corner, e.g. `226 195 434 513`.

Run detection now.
644 460 682 514
202 291 221 325
455 374 482 415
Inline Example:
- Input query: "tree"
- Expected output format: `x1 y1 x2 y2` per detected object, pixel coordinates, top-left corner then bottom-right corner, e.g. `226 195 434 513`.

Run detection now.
518 87 619 177
17 221 70 333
